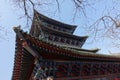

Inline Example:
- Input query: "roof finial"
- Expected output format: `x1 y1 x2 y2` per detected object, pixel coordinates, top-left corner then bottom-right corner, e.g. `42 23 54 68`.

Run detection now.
13 25 21 33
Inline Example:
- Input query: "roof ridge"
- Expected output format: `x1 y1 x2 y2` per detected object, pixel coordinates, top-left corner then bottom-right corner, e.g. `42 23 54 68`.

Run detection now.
34 10 77 28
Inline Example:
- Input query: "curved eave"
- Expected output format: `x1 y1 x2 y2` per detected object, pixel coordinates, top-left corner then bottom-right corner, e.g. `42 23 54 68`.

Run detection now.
42 25 88 41
63 46 100 53
19 31 120 62
70 48 100 53
12 36 35 80
34 10 77 31
13 27 120 63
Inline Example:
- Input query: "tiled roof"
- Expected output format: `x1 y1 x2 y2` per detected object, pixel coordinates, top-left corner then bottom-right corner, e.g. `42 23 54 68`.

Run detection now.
15 27 120 61
34 10 77 31
41 25 88 41
12 27 120 79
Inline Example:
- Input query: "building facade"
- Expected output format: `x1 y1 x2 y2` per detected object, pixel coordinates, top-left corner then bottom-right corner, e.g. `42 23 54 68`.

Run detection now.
12 10 120 80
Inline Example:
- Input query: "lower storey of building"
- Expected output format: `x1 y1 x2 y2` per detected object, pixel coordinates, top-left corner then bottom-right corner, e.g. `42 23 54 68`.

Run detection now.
31 59 120 80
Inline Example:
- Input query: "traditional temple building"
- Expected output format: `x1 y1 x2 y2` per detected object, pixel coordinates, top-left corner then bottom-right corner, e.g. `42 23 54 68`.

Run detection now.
12 10 120 80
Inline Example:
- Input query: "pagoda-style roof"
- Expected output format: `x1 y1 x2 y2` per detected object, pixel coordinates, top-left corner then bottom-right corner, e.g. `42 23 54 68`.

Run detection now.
30 10 88 48
41 24 88 40
12 27 120 80
40 25 88 47
12 10 120 80
13 27 120 61
33 10 77 34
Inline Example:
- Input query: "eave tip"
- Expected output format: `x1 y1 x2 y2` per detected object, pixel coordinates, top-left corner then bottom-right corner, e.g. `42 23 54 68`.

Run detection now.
12 25 21 33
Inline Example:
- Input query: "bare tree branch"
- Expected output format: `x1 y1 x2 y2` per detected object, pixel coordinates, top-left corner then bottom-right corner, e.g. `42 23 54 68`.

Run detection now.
55 0 60 13
12 0 120 47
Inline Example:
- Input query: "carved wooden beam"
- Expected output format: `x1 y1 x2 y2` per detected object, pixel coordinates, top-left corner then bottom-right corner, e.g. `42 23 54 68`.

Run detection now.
13 26 41 59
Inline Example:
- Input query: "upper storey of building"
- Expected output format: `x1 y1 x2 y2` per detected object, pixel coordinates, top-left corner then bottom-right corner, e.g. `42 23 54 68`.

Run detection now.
30 10 88 48
30 10 77 34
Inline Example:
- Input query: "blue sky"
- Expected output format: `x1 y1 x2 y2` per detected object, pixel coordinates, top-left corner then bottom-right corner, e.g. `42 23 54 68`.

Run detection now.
0 0 120 80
